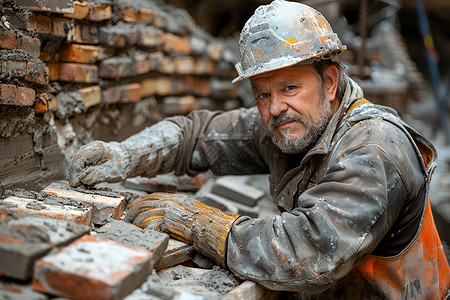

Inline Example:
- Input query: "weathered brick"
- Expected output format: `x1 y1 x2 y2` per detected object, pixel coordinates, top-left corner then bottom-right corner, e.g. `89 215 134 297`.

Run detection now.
122 6 139 23
98 56 134 79
0 28 17 50
174 56 195 74
154 77 174 96
160 55 175 74
28 14 51 34
34 92 57 113
50 17 71 37
16 0 74 14
97 46 115 61
63 0 90 20
215 61 238 79
25 61 49 85
41 182 125 225
59 43 99 64
86 3 112 21
162 96 197 116
67 23 99 44
0 59 27 78
58 62 98 83
137 8 154 25
96 220 169 269
137 26 163 49
186 76 211 97
102 83 142 104
162 33 191 55
140 78 155 97
0 211 89 280
32 235 154 300
98 27 127 48
1 196 92 225
207 43 222 61
4 8 33 30
46 63 59 81
0 280 49 300
153 238 194 270
17 35 41 58
195 57 216 75
79 85 101 107
0 84 36 106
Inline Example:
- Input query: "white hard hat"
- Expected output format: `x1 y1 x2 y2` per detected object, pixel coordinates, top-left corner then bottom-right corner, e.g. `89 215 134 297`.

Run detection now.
232 0 346 83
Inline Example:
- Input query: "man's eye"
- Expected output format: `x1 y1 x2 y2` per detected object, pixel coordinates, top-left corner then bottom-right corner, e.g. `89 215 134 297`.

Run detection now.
257 93 270 99
284 85 296 91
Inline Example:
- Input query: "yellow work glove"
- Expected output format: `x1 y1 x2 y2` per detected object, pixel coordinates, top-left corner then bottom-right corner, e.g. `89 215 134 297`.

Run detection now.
127 192 240 268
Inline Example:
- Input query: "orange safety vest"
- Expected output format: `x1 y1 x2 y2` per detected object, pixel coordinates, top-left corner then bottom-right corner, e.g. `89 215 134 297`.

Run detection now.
341 99 450 298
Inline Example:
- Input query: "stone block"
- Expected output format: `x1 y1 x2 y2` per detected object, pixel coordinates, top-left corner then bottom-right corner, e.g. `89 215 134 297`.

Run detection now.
0 196 92 225
211 176 265 207
58 62 98 83
32 235 154 300
59 43 99 64
86 3 112 22
0 84 36 107
95 220 169 269
41 182 125 225
0 211 89 280
153 238 194 270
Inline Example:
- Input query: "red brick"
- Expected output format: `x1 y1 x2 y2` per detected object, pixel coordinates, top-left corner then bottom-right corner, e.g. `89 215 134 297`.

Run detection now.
64 0 90 19
122 6 139 23
160 56 175 74
102 83 142 104
86 3 112 21
138 8 154 25
98 27 127 48
162 95 197 116
1 196 92 225
41 182 125 225
15 0 74 14
28 14 52 34
98 56 134 79
0 84 35 106
0 28 17 50
79 85 101 107
186 77 211 97
46 63 59 81
68 23 99 44
137 26 163 49
58 63 98 83
0 211 89 280
17 35 41 58
174 56 195 74
59 43 99 64
162 32 191 55
25 61 48 85
51 17 71 37
34 92 57 113
141 78 155 97
32 235 154 300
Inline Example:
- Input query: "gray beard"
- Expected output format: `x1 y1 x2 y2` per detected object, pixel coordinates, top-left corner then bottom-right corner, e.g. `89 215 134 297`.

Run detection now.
269 100 333 154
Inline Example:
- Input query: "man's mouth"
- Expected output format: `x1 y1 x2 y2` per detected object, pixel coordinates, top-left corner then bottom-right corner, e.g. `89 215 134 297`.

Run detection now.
269 114 302 132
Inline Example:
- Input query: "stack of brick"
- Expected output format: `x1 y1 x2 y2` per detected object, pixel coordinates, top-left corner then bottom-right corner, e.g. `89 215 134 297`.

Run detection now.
0 0 238 118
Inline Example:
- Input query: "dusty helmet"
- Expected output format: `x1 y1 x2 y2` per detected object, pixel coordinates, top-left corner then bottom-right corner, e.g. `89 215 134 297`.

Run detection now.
232 0 346 83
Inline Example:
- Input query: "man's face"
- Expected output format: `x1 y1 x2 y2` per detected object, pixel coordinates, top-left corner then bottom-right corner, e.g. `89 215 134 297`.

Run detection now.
250 64 339 154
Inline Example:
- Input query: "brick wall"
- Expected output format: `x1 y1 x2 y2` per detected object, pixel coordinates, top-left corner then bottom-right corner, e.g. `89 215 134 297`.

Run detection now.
0 0 240 194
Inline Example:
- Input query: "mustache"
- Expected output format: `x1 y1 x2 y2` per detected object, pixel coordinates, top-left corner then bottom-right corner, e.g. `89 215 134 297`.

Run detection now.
269 113 304 131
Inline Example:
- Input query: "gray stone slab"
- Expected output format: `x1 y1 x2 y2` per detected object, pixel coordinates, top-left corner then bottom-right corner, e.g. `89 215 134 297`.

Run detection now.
211 176 265 207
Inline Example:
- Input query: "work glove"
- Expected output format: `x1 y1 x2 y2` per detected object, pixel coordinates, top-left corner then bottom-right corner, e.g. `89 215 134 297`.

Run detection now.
128 192 240 268
68 141 132 186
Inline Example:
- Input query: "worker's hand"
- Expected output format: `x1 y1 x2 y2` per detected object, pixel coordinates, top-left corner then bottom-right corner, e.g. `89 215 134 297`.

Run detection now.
128 192 240 267
68 141 131 187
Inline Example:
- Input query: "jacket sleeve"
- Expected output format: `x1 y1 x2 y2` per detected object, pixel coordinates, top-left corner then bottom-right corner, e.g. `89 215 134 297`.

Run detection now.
122 106 270 178
226 119 425 293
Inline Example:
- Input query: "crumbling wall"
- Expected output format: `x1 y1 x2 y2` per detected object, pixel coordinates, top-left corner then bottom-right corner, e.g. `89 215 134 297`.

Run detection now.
0 0 239 195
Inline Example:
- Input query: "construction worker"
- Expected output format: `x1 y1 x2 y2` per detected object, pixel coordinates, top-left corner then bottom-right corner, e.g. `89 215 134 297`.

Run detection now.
68 0 450 298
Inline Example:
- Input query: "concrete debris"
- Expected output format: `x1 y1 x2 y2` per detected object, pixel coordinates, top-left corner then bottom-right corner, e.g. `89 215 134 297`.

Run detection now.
211 176 265 207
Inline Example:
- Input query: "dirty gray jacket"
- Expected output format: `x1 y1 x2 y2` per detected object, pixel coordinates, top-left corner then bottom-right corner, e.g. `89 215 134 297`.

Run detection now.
126 79 436 296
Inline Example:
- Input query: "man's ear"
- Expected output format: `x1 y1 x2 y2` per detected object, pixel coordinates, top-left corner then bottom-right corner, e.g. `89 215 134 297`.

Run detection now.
324 65 339 102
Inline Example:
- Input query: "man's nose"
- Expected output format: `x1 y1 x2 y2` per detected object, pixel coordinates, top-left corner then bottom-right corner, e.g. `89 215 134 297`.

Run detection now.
270 94 288 116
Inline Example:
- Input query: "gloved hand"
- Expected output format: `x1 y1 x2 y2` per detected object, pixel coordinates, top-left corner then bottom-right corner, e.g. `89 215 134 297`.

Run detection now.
68 141 131 186
128 192 240 267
